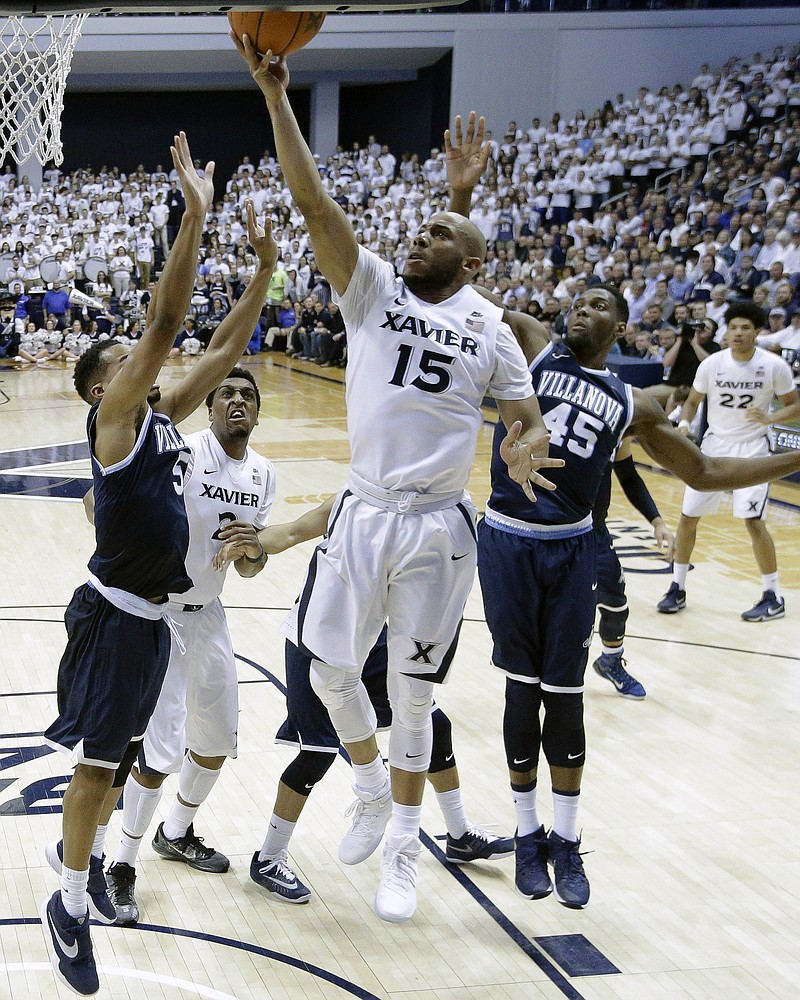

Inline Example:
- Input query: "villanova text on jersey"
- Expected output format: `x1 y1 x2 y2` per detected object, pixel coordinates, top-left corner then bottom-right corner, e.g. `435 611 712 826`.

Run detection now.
88 406 193 599
489 344 634 525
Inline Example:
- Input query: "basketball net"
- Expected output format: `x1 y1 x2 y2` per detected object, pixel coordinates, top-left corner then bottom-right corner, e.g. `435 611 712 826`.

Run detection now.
0 14 87 167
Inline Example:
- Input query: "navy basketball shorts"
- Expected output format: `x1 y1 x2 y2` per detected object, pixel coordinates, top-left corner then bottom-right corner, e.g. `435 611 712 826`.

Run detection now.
44 583 172 769
594 524 627 612
276 628 393 754
477 519 597 692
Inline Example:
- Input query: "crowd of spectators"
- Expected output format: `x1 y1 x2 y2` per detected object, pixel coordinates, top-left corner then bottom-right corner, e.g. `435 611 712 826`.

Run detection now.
1 43 799 394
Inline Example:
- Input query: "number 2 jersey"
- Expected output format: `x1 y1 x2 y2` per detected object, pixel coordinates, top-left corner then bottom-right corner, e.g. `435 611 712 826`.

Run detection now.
335 246 534 495
172 427 276 607
488 342 634 525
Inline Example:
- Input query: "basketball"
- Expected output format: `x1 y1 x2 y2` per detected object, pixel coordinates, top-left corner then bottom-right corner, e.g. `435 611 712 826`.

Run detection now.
228 11 327 58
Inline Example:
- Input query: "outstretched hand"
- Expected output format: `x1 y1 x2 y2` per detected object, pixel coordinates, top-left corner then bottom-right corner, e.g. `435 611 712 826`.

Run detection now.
243 200 279 274
499 423 564 503
444 112 491 192
231 31 290 106
170 131 214 218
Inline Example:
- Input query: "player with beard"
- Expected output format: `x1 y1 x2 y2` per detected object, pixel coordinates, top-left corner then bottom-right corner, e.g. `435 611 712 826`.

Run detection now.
447 114 800 911
236 36 562 924
40 133 279 997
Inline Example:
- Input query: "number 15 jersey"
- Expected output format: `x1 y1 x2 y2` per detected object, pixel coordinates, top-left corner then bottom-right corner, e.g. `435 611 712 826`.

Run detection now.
336 246 534 496
488 342 634 525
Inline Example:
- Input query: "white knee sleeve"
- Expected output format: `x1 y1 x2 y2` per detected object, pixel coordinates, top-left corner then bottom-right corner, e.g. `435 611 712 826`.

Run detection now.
177 753 222 807
122 775 163 838
309 659 377 744
387 672 434 774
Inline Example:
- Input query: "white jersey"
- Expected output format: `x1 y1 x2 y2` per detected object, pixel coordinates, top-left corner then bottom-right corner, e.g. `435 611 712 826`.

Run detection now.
694 347 795 444
171 428 275 606
336 246 533 494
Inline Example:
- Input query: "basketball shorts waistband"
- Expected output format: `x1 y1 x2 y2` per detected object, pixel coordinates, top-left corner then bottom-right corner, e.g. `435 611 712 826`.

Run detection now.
483 505 592 539
348 472 465 514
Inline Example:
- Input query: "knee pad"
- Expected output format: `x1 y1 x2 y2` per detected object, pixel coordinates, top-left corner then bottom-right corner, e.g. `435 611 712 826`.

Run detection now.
309 659 377 744
541 691 585 768
281 750 336 796
503 678 542 771
178 753 222 806
429 707 455 774
598 604 629 645
113 739 144 789
387 671 434 773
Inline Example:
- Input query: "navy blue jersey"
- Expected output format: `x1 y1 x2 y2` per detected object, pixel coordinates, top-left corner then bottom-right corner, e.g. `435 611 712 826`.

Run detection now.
488 343 633 525
87 403 192 599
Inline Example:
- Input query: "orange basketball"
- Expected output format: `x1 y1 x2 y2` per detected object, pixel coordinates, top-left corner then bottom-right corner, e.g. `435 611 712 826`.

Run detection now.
228 11 327 58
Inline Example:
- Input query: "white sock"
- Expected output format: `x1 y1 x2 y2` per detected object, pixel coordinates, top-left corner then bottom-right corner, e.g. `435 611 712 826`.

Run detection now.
60 864 89 919
117 776 163 867
352 754 390 798
162 800 198 842
259 814 296 862
601 643 623 659
512 785 540 837
673 563 689 589
552 792 580 842
91 823 107 861
388 802 421 846
435 788 469 839
762 573 780 598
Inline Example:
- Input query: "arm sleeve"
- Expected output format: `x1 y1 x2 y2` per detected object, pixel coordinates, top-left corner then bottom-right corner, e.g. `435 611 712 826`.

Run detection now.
613 455 660 524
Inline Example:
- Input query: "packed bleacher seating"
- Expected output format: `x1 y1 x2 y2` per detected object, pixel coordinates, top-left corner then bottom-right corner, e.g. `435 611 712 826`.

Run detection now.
0 43 798 383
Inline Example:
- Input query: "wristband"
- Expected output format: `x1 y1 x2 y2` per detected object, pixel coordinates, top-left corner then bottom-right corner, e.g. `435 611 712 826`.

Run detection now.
244 545 265 564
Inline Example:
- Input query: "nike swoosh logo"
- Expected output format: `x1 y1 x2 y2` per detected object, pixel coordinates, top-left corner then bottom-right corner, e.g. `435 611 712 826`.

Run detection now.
270 823 277 830
394 296 404 306
766 606 783 617
204 468 217 475
444 753 454 763
47 910 79 959
451 553 470 561
512 757 530 766
405 752 425 759
304 783 314 790
567 752 583 760
591 583 597 591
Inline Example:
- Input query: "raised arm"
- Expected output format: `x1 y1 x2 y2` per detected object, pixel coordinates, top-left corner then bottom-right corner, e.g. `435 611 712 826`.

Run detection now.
157 202 278 424
445 112 491 218
95 134 213 458
630 387 800 490
233 35 357 296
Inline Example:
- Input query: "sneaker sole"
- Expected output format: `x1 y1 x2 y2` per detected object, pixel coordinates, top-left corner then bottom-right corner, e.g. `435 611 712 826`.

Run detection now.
515 883 553 900
554 886 589 909
39 896 100 997
446 850 515 864
741 611 785 622
151 842 230 873
656 604 685 614
44 843 116 926
251 877 312 904
373 900 416 923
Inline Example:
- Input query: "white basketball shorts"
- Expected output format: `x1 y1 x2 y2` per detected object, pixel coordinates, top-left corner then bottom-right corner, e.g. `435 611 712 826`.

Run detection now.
142 599 239 773
283 491 478 684
681 432 770 520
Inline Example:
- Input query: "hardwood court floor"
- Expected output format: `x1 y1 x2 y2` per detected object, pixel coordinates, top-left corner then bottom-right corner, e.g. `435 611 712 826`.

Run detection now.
1 355 799 1000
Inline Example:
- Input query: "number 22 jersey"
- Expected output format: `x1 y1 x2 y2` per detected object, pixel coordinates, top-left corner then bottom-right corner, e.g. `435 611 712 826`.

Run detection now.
488 342 634 525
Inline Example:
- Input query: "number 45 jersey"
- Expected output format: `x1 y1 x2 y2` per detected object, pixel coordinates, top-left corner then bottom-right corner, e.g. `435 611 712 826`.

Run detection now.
489 342 634 525
336 247 534 496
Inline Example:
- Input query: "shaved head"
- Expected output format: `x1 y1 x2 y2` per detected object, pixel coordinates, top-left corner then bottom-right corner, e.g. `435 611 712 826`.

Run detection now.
432 212 487 263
